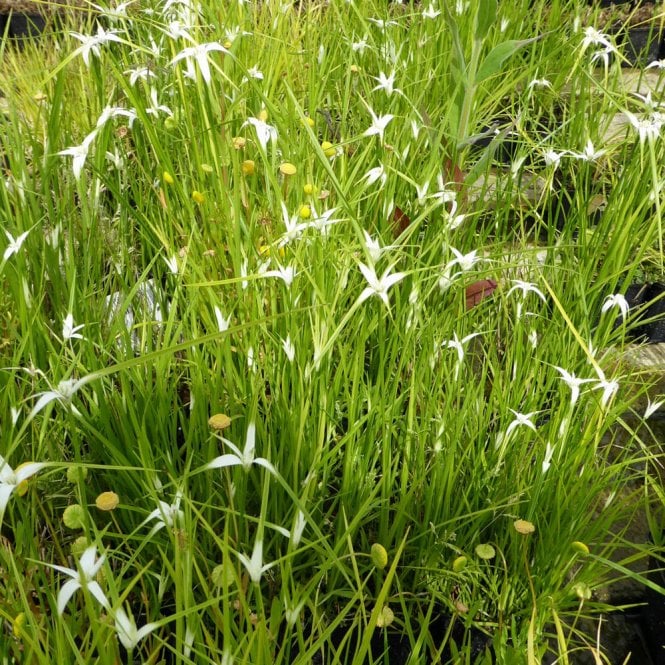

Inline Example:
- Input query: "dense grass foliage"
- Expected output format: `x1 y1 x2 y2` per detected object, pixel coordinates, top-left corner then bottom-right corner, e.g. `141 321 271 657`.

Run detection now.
1 0 665 662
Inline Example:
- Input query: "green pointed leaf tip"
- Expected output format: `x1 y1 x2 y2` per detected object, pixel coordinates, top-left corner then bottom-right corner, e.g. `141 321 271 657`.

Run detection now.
476 36 541 83
475 0 497 42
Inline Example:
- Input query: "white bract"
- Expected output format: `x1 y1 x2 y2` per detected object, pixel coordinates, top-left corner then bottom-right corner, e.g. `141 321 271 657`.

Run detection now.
506 410 538 437
290 509 306 546
555 366 592 407
243 66 264 82
364 108 394 141
351 37 370 54
163 254 179 274
171 42 229 83
363 230 394 264
372 71 400 97
368 18 398 29
573 139 605 162
70 26 123 67
146 88 173 117
422 3 441 19
594 369 619 408
282 335 295 362
507 280 547 320
207 422 276 474
528 78 552 89
3 229 30 261
244 117 278 151
262 265 297 288
30 376 90 419
125 66 157 85
143 492 184 534
214 306 230 333
591 46 616 69
278 202 306 246
543 149 564 169
626 112 664 144
601 293 629 320
581 26 613 51
114 607 158 651
0 456 45 515
237 536 274 584
96 105 137 129
507 280 546 301
363 164 387 189
304 207 341 236
357 262 406 309
62 313 85 342
441 332 481 380
542 442 554 474
43 544 109 615
644 399 664 419
447 247 479 273
441 332 480 365
58 131 98 181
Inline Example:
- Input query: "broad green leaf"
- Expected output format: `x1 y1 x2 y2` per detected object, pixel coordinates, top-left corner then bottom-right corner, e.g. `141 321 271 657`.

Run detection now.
476 36 541 83
475 0 497 42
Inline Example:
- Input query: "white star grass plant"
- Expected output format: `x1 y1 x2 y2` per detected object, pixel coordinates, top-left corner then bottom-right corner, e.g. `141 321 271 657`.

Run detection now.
3 0 665 662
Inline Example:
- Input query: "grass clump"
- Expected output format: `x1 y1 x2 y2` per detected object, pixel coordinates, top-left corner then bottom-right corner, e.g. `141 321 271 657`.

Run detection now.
0 0 665 662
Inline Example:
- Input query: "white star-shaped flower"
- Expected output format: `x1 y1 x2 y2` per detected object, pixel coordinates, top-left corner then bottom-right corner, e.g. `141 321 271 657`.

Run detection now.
3 228 30 261
422 2 441 19
372 71 400 97
62 313 85 341
238 535 274 584
506 410 538 437
171 42 229 84
114 606 158 651
363 164 387 189
70 26 123 67
43 544 109 615
0 456 45 515
363 109 394 142
626 112 664 144
555 366 592 407
243 116 278 151
357 262 405 309
601 293 629 320
58 131 98 181
573 139 605 162
206 422 276 475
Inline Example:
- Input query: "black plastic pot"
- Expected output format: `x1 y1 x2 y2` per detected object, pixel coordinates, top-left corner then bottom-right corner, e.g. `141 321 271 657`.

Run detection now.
622 26 664 67
0 13 46 40
623 283 665 343
642 554 665 664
